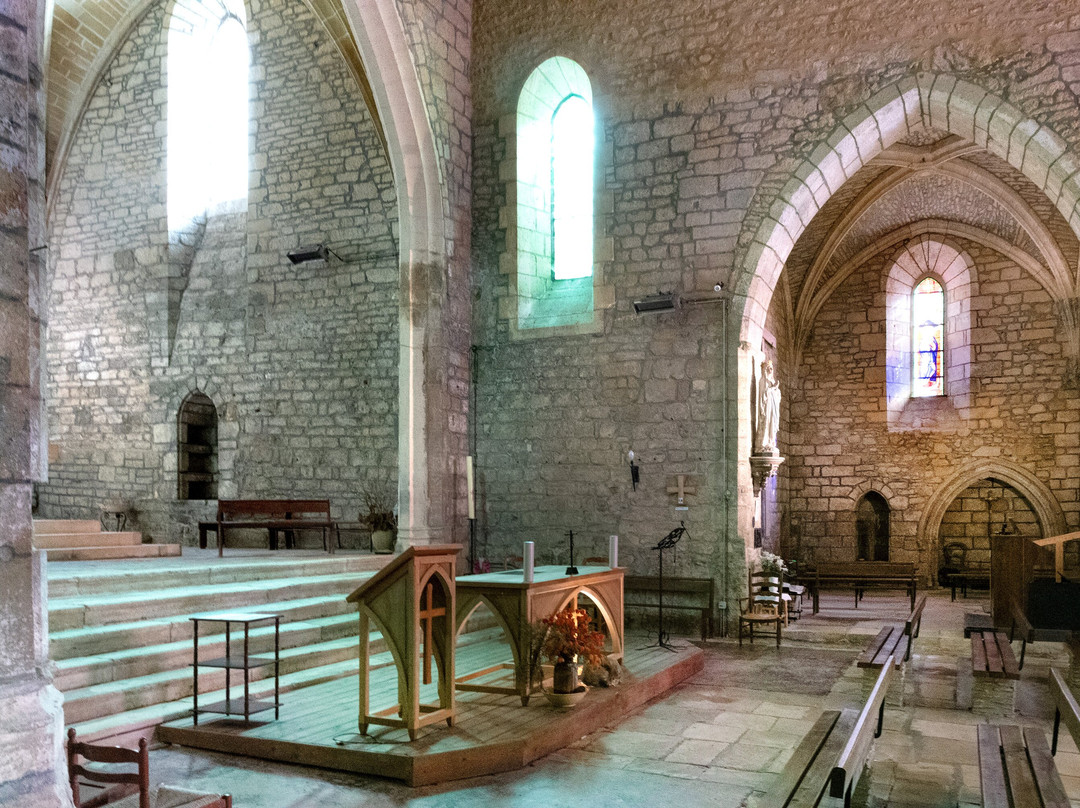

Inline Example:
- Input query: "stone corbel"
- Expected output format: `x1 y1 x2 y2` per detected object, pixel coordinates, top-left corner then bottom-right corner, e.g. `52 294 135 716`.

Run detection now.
750 454 784 496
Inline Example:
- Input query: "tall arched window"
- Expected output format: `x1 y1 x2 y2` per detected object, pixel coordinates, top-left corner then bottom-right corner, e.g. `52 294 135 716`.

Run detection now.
514 57 599 332
912 276 945 397
168 0 249 234
885 236 975 424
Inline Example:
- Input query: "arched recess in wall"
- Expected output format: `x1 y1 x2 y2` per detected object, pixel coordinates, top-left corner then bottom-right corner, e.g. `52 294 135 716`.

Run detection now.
731 72 1080 553
161 379 235 500
855 492 890 562
177 391 218 500
916 459 1067 556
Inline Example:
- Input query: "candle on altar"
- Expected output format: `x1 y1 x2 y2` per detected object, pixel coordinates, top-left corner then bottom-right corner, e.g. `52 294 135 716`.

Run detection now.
608 535 618 568
466 455 475 520
523 541 535 583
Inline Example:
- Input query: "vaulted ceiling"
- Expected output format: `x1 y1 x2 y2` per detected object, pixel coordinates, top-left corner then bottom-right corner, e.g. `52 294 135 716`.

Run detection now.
779 129 1080 359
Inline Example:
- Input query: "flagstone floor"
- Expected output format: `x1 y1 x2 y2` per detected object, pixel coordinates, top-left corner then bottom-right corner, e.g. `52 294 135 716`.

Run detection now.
141 589 1080 807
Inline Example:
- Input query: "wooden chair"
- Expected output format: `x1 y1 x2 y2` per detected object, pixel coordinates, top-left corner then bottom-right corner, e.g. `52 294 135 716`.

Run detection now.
738 569 783 647
67 729 231 808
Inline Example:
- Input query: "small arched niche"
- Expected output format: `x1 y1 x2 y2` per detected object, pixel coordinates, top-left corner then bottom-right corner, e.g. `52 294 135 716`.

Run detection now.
178 391 218 500
855 491 890 561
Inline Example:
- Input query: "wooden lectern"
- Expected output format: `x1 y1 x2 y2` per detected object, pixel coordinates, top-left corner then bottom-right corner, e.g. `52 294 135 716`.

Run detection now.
346 545 461 740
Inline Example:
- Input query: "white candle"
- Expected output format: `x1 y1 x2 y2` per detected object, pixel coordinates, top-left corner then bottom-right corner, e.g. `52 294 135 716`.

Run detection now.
523 541 535 583
608 535 619 568
466 455 475 520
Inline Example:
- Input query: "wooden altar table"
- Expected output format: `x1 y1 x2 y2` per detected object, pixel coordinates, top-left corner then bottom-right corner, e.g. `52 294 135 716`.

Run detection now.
454 565 624 706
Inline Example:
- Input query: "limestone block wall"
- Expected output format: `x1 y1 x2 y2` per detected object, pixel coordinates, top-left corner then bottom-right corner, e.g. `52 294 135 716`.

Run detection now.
786 240 1080 576
38 0 399 542
471 0 1080 622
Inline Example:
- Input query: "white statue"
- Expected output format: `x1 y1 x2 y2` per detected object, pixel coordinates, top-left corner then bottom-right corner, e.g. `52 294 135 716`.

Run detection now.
756 359 781 455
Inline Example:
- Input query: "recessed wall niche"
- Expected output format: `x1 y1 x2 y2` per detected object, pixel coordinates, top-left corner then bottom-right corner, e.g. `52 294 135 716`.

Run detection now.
178 391 218 500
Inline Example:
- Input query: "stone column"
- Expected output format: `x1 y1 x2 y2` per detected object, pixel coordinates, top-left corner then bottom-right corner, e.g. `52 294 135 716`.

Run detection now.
0 0 75 804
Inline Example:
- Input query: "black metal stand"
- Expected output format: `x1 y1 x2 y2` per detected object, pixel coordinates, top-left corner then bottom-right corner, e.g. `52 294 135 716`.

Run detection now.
565 530 578 575
469 518 476 573
642 522 688 652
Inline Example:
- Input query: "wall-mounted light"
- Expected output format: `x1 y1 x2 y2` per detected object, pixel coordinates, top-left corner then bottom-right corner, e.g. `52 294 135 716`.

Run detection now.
633 292 679 313
287 244 331 264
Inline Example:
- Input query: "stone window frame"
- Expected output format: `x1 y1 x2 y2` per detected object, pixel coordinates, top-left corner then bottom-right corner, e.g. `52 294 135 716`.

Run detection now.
503 56 614 338
885 236 975 425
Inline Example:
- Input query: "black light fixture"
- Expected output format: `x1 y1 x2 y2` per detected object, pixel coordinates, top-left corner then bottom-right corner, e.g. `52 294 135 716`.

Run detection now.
287 244 330 264
633 292 679 313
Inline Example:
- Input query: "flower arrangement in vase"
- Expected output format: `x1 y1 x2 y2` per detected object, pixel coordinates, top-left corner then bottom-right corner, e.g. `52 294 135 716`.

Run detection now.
759 550 788 577
538 607 606 702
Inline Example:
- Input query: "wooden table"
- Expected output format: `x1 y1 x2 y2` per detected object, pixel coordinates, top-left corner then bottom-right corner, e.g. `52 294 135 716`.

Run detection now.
454 565 624 705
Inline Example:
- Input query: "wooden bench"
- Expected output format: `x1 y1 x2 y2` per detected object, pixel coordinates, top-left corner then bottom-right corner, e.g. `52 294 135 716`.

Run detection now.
199 499 337 557
624 575 714 641
950 563 990 600
1008 595 1034 670
976 666 1077 807
757 658 895 808
857 595 926 670
810 561 917 614
970 629 1020 716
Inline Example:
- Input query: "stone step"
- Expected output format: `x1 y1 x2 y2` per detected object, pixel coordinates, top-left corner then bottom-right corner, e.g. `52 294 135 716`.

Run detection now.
61 633 368 724
66 624 505 741
48 571 369 632
50 592 362 659
66 646 403 746
34 530 143 548
47 553 389 598
33 518 102 535
45 544 183 562
54 611 365 691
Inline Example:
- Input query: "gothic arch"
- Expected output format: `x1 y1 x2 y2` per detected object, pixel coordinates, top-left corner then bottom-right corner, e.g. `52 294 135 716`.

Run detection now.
736 72 1080 350
916 459 1068 552
732 72 1080 558
846 479 899 505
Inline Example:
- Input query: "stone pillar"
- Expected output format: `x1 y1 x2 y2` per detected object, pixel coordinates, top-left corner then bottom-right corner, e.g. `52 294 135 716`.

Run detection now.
0 0 75 804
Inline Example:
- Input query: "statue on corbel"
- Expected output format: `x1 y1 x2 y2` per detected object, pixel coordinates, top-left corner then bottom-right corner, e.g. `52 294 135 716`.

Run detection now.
750 358 784 495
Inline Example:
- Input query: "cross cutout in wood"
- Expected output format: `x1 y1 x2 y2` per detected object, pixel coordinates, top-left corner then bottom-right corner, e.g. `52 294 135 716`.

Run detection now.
666 474 696 505
418 581 446 684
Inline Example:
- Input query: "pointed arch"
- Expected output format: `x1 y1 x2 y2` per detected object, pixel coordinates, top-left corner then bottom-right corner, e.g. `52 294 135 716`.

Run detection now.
916 459 1068 552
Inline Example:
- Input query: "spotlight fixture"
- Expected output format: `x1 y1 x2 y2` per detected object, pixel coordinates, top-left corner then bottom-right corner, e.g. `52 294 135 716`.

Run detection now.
287 244 330 264
632 292 679 314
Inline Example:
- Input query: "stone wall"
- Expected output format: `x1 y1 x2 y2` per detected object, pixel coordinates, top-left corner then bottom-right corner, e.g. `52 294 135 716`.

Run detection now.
470 0 1080 624
39 0 399 543
786 240 1080 576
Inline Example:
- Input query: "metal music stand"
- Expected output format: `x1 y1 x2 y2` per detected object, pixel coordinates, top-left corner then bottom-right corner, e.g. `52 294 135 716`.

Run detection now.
642 522 688 651
565 530 579 576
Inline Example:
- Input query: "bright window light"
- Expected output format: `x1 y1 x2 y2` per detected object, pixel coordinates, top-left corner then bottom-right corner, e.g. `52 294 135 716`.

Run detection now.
551 95 594 280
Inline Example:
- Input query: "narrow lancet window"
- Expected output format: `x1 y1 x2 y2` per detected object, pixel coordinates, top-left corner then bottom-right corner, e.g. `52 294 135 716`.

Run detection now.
912 277 944 397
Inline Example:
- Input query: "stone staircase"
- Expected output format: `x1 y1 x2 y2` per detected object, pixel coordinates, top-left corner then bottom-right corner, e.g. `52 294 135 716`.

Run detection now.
48 552 403 746
34 518 181 561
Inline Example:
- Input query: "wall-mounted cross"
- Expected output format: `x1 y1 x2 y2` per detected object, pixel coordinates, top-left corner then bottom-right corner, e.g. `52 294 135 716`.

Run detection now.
418 581 446 684
666 474 696 505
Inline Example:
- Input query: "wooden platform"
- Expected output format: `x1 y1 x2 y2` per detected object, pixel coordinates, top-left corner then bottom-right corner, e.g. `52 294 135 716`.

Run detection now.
158 633 703 786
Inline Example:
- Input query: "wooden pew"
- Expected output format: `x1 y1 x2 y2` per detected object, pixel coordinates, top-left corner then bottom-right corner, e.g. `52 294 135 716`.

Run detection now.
757 658 895 807
810 562 917 613
857 594 926 670
199 499 337 557
977 667 1077 807
1008 595 1034 670
624 575 714 640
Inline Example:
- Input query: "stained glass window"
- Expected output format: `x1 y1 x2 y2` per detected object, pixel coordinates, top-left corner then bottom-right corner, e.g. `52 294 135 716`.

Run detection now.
912 277 944 397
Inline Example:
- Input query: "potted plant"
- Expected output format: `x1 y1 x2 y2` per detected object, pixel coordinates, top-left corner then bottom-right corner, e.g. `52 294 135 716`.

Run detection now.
360 484 397 554
537 607 606 706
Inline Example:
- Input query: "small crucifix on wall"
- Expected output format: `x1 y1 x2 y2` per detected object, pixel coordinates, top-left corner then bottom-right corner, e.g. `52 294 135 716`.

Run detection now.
666 474 696 509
